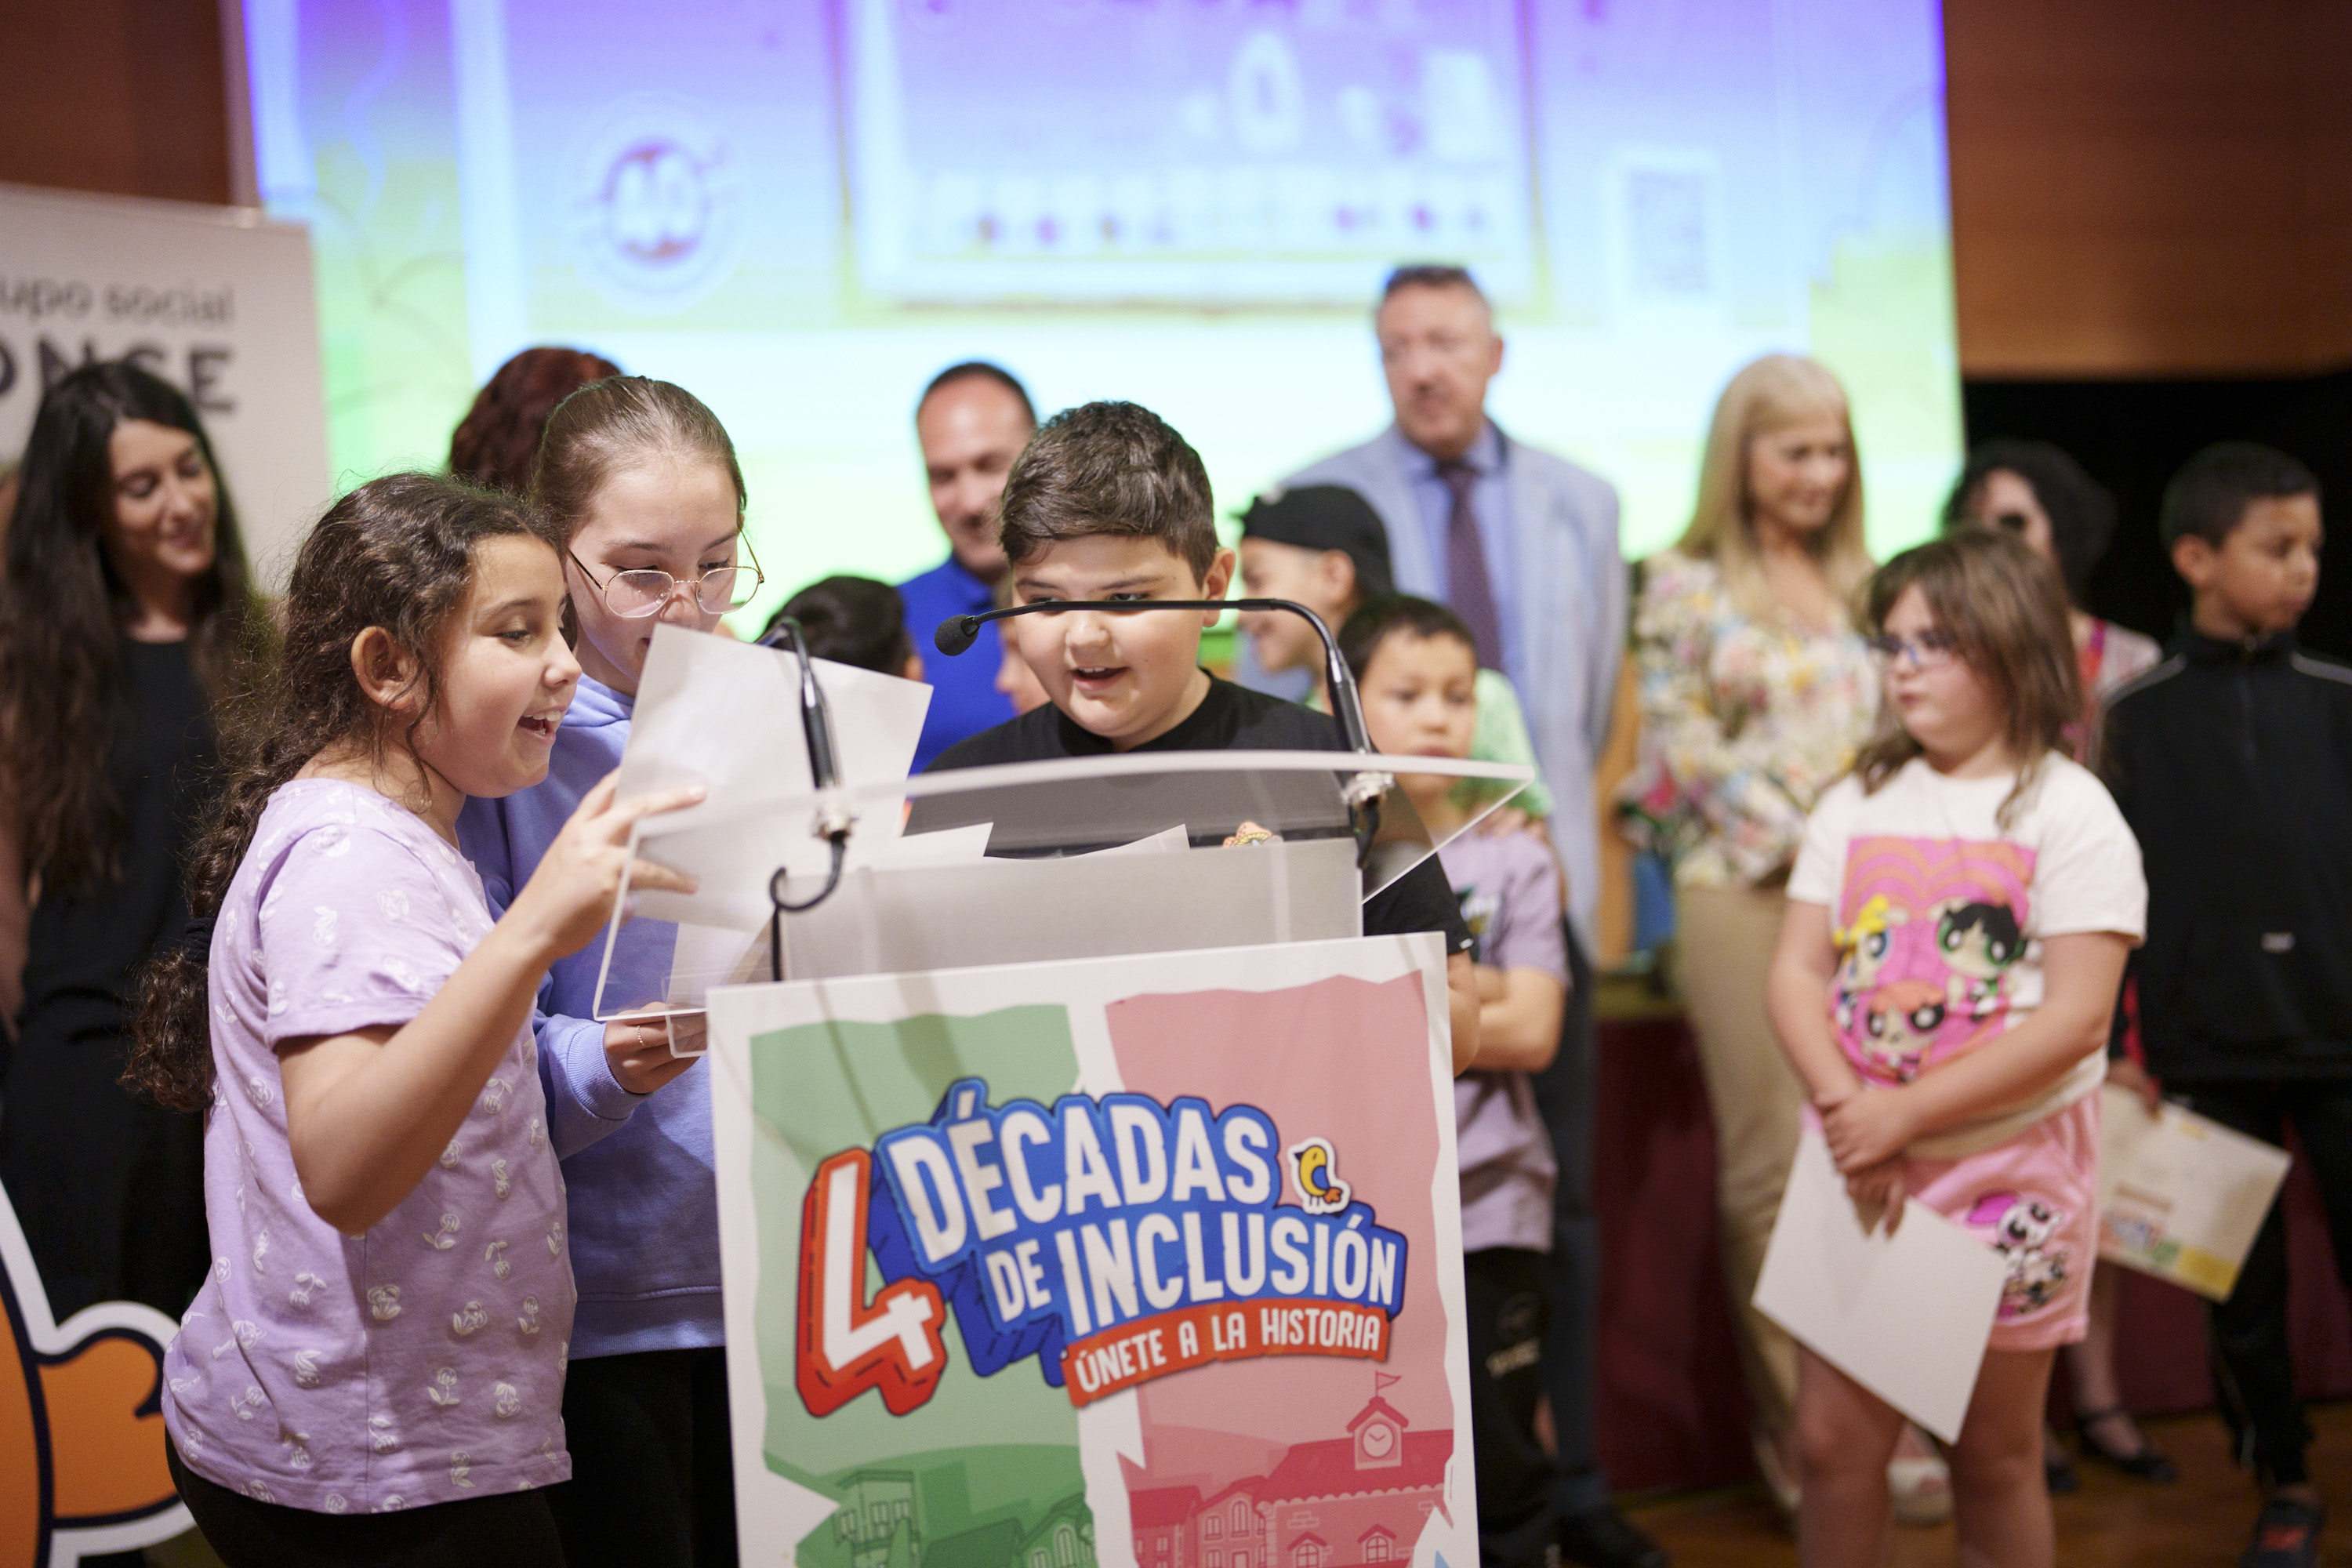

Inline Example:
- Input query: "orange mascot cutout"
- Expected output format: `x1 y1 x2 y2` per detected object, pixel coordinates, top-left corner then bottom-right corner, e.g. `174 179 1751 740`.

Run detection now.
0 1182 188 1566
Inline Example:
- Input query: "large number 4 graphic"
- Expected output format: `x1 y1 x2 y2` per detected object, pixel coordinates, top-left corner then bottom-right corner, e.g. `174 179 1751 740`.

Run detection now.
796 1149 949 1417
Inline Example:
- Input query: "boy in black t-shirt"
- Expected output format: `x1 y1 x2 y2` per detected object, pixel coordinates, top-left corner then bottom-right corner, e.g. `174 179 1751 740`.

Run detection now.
925 399 1482 1070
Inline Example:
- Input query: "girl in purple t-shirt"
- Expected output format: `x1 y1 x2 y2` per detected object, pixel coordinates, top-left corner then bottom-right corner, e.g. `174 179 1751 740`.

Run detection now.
124 474 699 1565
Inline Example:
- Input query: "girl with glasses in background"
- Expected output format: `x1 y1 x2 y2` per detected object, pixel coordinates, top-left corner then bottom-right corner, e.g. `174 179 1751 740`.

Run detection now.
456 375 763 1568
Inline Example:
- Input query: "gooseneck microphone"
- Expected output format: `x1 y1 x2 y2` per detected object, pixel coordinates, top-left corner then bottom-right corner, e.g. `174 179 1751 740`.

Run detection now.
935 598 1376 759
755 616 855 967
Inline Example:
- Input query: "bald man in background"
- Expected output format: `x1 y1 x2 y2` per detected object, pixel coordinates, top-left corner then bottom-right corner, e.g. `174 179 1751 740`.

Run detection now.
898 361 1037 769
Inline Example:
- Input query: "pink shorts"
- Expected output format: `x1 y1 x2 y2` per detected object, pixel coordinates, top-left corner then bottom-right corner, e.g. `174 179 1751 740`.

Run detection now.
1904 1093 2100 1352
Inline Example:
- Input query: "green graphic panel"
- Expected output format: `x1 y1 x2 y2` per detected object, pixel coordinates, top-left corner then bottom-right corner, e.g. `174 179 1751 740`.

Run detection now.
746 1006 1084 1495
792 1446 1092 1568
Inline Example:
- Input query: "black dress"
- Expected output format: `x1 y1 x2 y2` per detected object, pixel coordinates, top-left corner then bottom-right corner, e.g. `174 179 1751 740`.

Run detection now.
0 637 215 1319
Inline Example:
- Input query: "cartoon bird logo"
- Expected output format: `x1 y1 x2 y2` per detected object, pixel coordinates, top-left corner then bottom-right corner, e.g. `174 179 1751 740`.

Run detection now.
0 1181 188 1567
1287 1138 1353 1217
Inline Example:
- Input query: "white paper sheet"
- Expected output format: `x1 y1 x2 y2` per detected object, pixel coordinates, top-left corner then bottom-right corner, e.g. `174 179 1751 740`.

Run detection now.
2098 1085 2292 1301
857 821 993 870
590 624 931 1020
615 622 929 808
612 624 928 926
1753 1133 2008 1442
1081 823 1191 857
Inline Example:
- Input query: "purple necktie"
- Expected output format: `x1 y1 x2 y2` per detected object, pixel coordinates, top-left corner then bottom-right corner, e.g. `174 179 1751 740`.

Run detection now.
1437 459 1504 671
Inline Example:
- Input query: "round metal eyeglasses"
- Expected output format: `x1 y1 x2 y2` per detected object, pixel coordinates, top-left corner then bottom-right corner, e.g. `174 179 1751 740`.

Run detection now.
568 537 764 618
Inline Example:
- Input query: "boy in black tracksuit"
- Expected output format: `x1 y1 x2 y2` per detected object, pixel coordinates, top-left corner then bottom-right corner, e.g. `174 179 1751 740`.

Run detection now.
2099 443 2347 1568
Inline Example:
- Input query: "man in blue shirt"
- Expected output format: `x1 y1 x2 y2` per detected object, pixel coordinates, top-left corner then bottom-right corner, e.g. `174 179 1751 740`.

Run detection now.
898 361 1036 768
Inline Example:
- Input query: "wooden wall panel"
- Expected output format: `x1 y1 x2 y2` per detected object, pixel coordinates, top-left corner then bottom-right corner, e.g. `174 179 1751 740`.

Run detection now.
1945 0 2352 376
2304 3 2352 365
0 0 230 207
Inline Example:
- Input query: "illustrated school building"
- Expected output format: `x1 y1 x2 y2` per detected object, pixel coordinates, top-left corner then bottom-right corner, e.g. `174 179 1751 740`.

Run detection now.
1130 1396 1451 1568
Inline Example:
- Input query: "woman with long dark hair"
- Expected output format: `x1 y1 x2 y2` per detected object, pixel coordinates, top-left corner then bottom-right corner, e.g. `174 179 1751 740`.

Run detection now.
0 361 270 1319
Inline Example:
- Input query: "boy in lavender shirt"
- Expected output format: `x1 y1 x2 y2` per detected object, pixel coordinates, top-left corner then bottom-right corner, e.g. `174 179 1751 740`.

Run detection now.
1445 829 1569 1258
1348 594 1620 1568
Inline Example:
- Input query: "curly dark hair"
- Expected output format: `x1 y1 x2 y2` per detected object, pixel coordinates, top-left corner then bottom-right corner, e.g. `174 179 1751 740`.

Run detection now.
126 473 561 1111
448 347 624 495
0 361 272 895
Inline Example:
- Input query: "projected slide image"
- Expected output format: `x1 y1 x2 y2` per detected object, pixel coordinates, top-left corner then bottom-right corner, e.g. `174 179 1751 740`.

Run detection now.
252 0 1960 597
564 94 748 315
844 0 1535 303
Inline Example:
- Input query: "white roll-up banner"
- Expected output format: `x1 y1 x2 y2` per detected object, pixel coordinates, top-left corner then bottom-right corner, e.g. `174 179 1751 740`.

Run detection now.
0 182 329 589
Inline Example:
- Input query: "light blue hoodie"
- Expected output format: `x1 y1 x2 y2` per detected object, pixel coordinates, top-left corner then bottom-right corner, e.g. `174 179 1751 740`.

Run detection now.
456 673 720 1358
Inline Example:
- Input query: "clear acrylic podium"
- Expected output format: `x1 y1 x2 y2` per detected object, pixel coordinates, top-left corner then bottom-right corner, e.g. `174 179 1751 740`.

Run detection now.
591 750 1532 1022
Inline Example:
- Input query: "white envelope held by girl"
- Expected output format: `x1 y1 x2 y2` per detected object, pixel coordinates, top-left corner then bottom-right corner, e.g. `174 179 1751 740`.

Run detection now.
1754 1133 2009 1443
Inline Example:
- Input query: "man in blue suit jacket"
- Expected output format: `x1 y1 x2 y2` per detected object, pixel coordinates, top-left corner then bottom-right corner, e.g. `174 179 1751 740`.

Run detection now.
1284 266 1655 1568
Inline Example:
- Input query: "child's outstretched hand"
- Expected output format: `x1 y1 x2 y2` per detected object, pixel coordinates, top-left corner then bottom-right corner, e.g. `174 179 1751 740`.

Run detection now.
1819 1083 1918 1173
506 772 704 962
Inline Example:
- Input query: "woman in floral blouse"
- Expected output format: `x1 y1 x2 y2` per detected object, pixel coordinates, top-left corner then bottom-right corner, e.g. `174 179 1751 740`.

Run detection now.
1617 354 1893 1512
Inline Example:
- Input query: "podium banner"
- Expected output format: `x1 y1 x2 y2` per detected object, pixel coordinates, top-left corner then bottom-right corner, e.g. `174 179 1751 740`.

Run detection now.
706 935 1475 1568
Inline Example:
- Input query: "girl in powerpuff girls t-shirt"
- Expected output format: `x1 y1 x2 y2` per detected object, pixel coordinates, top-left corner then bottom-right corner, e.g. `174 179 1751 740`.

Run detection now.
1767 532 2143 1568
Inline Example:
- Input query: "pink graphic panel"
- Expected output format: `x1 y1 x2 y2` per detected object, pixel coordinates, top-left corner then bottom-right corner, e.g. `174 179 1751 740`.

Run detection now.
1104 974 1455 1544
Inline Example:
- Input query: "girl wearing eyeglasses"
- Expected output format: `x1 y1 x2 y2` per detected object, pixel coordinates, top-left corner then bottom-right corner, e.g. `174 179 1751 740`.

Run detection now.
456 375 763 1568
1767 530 2144 1568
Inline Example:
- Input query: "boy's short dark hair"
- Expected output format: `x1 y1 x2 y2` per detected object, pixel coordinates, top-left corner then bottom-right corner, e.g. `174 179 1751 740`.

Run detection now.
2160 441 2321 550
996 401 1218 580
766 575 911 674
1340 593 1478 681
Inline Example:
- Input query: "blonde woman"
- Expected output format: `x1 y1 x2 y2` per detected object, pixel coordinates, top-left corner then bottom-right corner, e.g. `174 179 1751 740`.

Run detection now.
1617 356 1946 1519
